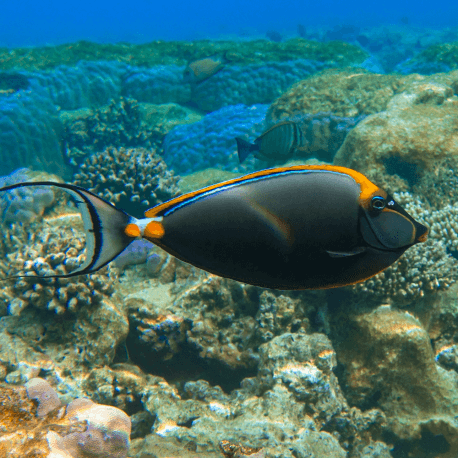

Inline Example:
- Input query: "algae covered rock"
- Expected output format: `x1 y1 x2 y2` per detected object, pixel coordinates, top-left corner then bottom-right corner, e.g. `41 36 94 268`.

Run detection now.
266 69 415 162
332 303 458 457
334 73 458 188
267 69 403 121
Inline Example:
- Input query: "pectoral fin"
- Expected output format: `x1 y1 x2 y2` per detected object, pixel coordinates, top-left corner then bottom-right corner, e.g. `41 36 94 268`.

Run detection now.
326 247 366 258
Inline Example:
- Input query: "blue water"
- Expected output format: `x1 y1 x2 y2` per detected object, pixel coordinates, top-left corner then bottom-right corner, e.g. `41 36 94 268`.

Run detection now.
2 0 458 47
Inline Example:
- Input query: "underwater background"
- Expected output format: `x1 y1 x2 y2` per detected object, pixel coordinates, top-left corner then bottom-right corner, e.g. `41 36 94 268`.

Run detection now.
3 1 458 457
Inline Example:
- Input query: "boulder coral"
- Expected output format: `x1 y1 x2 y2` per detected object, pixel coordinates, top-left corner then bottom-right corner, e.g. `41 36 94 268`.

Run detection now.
0 81 65 176
0 169 55 224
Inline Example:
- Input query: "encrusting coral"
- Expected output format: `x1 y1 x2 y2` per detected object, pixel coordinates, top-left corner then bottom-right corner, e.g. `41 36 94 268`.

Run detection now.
0 377 131 458
72 146 180 216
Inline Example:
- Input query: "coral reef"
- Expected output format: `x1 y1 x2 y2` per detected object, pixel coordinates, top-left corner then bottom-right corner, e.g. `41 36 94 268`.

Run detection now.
62 98 164 166
396 41 458 74
334 72 458 184
0 71 30 92
0 214 117 316
0 377 131 458
0 80 66 176
190 59 332 112
137 102 203 135
163 104 268 174
72 146 180 216
267 68 408 121
121 65 191 105
25 377 62 416
124 332 383 458
0 39 368 71
413 156 458 208
5 33 458 458
331 303 458 457
34 60 128 110
178 168 242 194
0 40 368 123
0 169 55 224
123 273 320 384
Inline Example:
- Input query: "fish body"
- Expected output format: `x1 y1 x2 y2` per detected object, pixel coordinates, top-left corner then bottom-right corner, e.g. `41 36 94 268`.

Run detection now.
183 54 226 84
236 122 304 163
0 165 428 290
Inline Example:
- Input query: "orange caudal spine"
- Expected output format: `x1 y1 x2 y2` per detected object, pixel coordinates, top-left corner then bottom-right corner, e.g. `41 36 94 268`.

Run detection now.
145 165 383 218
125 223 141 238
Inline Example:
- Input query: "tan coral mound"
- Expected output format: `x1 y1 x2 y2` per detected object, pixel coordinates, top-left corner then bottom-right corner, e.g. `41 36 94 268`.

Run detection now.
267 68 411 121
334 75 458 183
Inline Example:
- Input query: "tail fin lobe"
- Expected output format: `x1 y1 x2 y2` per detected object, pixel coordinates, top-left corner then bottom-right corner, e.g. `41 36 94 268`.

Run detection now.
235 138 256 163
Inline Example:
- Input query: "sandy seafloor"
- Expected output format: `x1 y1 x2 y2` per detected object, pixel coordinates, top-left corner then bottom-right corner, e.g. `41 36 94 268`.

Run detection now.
3 23 458 458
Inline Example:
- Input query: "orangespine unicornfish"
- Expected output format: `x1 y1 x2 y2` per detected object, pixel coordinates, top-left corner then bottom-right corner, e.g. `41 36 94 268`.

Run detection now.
0 165 428 290
183 53 228 84
236 121 304 164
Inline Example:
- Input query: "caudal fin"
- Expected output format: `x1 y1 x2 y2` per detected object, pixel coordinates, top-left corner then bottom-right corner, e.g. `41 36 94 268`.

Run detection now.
0 182 137 278
235 137 256 163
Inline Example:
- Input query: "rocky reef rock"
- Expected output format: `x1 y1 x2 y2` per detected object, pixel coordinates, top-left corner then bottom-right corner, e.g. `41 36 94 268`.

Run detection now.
267 69 404 121
266 69 419 164
124 332 383 458
334 71 458 190
331 301 458 458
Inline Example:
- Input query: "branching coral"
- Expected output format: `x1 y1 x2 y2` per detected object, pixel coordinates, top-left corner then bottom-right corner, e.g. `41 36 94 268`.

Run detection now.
62 98 164 166
72 146 180 216
0 218 116 315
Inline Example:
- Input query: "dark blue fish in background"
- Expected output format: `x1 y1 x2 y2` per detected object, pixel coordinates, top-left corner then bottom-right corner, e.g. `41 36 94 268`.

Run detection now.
236 121 304 163
0 165 428 290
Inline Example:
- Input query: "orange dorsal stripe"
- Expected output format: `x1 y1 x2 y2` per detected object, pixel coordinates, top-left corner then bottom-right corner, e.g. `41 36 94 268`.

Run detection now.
145 165 382 218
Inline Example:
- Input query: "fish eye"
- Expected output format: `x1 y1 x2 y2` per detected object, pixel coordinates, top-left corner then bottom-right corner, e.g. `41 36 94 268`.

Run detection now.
371 196 386 211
